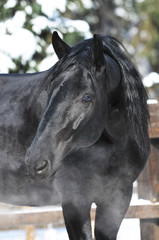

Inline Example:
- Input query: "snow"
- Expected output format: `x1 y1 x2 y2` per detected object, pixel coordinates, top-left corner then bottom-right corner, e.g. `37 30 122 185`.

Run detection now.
147 99 158 104
4 0 17 8
0 0 91 73
143 72 159 87
0 227 69 240
25 6 32 15
0 28 36 62
31 16 49 34
43 224 69 240
37 0 66 16
0 10 37 70
62 18 90 35
37 54 58 71
81 0 93 9
0 53 16 72
117 219 140 240
2 11 26 32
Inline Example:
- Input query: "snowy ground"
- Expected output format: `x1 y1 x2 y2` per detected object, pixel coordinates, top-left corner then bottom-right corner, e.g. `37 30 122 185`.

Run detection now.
0 220 140 240
0 227 68 240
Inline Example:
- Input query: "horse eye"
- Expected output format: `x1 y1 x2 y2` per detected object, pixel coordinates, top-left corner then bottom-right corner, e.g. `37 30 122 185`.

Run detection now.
82 95 92 103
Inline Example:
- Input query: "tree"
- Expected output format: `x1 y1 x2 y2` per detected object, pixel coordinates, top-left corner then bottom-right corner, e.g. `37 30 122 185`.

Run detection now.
0 0 51 73
1 0 157 76
0 0 89 73
63 0 127 39
133 0 159 72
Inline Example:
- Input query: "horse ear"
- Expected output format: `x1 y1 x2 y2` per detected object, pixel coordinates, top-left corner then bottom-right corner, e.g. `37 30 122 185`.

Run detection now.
91 34 105 70
52 31 71 59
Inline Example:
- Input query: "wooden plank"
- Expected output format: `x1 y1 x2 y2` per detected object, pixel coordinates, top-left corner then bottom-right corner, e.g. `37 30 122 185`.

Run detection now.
140 103 159 239
0 208 64 229
138 140 159 202
0 204 159 229
26 225 35 240
148 103 159 138
125 204 159 219
140 219 159 240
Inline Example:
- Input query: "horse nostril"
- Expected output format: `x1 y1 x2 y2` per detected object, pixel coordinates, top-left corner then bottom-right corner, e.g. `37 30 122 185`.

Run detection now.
34 160 49 175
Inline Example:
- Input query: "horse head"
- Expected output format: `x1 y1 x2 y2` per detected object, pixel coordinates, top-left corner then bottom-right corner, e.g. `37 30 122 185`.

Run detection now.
25 32 122 180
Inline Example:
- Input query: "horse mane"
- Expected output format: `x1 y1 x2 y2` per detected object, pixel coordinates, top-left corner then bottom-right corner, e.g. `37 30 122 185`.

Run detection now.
50 35 149 154
100 35 149 154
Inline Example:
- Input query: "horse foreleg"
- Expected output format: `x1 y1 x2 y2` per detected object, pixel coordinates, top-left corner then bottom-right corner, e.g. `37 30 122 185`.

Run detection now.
94 184 133 240
62 202 92 240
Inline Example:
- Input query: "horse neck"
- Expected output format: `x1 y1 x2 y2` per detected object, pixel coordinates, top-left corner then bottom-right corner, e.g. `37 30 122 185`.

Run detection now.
0 68 54 121
23 68 54 120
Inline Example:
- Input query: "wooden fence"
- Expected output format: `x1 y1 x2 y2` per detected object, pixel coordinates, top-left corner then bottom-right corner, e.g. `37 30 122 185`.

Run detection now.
1 203 159 229
0 102 159 239
137 102 159 240
0 203 159 239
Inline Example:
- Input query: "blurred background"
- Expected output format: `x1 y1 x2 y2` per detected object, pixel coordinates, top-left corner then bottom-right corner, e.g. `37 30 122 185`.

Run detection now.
0 0 159 98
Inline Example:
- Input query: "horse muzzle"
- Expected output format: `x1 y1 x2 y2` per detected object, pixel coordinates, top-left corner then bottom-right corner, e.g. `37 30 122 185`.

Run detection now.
25 151 53 180
25 138 72 180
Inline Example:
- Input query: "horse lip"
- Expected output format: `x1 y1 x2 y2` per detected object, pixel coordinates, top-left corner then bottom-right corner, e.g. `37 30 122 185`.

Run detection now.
29 169 52 181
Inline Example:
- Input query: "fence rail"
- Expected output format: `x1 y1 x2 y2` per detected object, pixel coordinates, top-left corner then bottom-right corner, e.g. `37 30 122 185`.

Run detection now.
0 203 159 229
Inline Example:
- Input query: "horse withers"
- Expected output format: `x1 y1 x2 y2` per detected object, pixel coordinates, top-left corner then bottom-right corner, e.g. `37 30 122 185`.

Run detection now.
0 32 150 240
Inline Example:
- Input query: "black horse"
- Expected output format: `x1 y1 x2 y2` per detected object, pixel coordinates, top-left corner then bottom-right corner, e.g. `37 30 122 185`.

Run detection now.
0 32 150 240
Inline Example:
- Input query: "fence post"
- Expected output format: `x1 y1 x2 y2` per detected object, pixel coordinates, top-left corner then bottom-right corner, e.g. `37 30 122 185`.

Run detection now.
137 102 159 240
25 225 35 240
